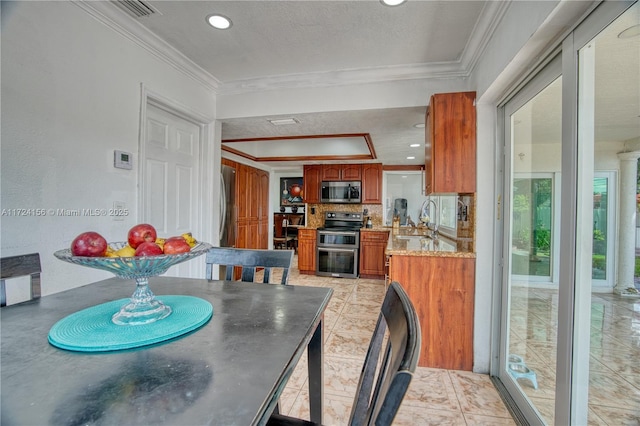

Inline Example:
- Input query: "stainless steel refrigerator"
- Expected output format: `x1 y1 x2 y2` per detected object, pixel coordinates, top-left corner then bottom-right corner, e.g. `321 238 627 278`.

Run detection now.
220 165 236 247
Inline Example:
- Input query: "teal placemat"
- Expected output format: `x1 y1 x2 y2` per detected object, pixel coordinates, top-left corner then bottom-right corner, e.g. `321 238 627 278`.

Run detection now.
48 295 212 352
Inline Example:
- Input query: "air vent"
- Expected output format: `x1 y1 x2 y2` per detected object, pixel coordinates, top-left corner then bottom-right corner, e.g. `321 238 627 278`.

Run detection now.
111 0 158 18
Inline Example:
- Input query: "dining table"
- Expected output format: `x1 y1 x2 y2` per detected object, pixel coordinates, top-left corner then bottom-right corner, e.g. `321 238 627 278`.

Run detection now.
0 276 333 425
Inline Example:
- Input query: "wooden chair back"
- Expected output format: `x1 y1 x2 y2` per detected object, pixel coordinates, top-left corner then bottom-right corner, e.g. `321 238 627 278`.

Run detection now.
1 253 42 307
205 247 294 285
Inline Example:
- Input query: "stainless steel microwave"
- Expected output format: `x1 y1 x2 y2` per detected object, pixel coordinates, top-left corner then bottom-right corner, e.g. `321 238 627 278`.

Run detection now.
320 181 361 204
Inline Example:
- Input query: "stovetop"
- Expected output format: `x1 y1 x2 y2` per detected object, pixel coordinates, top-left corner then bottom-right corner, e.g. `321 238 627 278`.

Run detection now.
321 211 364 231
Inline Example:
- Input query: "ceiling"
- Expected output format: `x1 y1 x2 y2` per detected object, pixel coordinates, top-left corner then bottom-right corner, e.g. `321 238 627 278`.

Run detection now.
103 1 639 169
103 0 503 169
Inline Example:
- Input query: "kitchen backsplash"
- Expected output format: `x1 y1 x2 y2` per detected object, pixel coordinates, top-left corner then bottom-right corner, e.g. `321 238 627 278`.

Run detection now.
306 204 383 228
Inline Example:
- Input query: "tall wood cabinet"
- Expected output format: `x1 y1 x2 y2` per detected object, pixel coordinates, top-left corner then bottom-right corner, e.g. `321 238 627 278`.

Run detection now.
425 91 476 194
303 165 322 204
223 159 269 249
297 228 317 274
389 255 475 370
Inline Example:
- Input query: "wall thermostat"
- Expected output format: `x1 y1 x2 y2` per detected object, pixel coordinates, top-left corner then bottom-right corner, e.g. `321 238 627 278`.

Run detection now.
114 150 133 170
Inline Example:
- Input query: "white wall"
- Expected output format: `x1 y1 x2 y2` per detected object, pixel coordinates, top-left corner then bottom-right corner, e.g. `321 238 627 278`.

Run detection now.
1 2 216 298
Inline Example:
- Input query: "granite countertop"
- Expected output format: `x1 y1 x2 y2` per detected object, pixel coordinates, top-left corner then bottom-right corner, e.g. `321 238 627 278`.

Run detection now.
363 226 475 258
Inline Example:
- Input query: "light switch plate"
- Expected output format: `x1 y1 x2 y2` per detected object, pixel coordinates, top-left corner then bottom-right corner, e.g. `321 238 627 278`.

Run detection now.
114 150 132 170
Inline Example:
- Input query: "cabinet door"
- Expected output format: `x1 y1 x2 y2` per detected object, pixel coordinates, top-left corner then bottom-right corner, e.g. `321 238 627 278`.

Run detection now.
425 91 476 194
390 255 475 370
303 165 322 203
342 164 362 180
359 231 389 278
361 163 382 204
321 164 342 181
297 229 317 273
258 169 269 249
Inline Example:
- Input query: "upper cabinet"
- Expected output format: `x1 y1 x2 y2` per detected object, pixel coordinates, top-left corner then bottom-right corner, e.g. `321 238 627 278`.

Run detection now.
321 164 362 181
304 163 382 204
303 165 322 204
425 91 476 194
361 163 382 204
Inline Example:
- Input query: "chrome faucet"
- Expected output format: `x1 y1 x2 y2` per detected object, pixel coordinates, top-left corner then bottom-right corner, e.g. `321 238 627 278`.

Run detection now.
426 198 439 237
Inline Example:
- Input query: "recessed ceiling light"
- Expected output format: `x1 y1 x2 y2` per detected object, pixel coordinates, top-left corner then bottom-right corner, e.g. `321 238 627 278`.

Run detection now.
207 14 232 30
413 123 425 128
380 0 407 6
407 156 415 160
410 143 420 148
268 118 299 126
618 24 640 39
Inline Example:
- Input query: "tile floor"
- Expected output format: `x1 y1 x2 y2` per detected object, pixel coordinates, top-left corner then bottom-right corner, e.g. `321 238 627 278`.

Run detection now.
274 256 516 425
509 287 640 425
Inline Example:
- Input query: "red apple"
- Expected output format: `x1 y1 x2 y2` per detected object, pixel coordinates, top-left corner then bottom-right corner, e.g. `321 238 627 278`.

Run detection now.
134 241 163 256
71 231 108 257
163 237 191 254
127 224 157 249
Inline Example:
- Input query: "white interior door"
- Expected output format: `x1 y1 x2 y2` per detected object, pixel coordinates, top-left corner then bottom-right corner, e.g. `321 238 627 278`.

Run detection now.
142 103 201 278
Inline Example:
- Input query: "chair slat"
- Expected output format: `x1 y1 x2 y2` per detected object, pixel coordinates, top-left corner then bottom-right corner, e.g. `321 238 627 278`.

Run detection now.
205 247 293 285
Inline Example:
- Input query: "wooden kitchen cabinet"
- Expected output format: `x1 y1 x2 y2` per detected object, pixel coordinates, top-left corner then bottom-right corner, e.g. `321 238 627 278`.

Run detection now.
297 228 317 274
389 255 475 370
225 160 269 250
359 230 389 279
361 163 382 204
321 164 362 181
303 165 322 204
425 91 476 194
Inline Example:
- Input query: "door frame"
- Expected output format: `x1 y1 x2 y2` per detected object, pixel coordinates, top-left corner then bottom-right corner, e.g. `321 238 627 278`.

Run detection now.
138 84 216 278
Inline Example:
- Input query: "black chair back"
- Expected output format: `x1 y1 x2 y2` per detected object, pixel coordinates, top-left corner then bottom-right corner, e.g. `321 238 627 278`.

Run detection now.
267 281 421 425
1 253 42 307
205 247 293 285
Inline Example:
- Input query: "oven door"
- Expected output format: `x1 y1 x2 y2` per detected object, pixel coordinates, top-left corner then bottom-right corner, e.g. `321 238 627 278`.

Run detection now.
317 230 359 248
316 247 358 278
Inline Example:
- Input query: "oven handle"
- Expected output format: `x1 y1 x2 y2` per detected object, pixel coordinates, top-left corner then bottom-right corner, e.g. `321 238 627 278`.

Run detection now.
317 247 357 252
318 231 359 236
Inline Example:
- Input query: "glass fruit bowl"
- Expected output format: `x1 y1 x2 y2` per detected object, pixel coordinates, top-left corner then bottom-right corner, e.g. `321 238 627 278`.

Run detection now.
54 241 212 326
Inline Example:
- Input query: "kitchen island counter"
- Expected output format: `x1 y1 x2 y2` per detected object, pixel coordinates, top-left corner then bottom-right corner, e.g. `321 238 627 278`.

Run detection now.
367 226 474 258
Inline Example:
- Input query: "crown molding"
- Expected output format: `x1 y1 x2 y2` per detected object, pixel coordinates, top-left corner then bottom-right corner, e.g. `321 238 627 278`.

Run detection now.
74 0 507 96
74 1 220 92
459 0 511 76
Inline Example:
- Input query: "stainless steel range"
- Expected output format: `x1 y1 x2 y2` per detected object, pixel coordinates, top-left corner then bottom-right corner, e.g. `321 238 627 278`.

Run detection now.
316 211 363 279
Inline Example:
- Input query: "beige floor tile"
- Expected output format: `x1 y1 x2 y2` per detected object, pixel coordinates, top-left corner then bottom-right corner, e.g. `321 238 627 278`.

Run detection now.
393 404 467 426
402 367 461 412
449 370 512 418
324 329 370 361
331 313 378 336
463 413 518 425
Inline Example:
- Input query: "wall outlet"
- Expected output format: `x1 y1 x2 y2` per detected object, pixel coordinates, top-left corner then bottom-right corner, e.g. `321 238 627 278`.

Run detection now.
113 201 126 221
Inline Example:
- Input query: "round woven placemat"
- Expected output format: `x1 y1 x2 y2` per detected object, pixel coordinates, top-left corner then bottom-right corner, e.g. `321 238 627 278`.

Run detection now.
48 295 212 352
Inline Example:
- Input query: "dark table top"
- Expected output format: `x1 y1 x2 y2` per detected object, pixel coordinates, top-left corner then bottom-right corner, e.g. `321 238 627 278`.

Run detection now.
1 277 333 425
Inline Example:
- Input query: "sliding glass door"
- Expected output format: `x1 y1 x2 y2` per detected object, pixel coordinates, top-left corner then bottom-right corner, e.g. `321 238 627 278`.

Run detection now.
497 2 638 424
501 60 562 424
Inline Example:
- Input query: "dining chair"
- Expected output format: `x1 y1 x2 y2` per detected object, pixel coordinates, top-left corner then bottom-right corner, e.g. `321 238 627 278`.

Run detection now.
0 253 42 307
274 214 296 251
205 247 294 285
268 281 421 426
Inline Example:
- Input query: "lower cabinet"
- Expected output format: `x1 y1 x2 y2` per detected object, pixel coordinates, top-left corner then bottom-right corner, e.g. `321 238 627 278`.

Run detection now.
297 229 317 274
389 255 475 371
359 230 389 279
